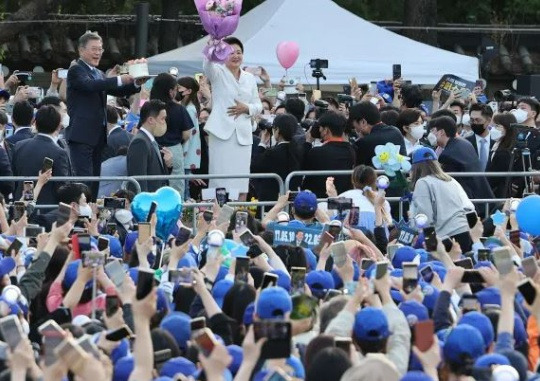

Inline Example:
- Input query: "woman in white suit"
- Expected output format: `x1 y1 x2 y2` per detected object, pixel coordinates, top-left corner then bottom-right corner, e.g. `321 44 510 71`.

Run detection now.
203 37 262 198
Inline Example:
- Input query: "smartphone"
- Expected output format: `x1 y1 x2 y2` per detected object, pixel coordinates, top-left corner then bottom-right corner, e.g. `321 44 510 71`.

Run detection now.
216 188 227 207
291 293 318 320
442 238 453 253
288 191 299 202
454 258 473 270
290 267 306 294
509 230 521 248
244 66 262 76
41 157 54 173
318 231 335 248
402 262 418 294
361 258 375 271
78 233 91 252
5 238 23 257
42 329 66 366
414 319 434 352
261 272 279 289
136 268 155 300
239 229 256 247
38 319 64 336
105 325 134 341
216 204 234 226
98 237 109 251
375 261 389 279
154 348 172 365
330 242 347 268
175 227 192 246
493 247 514 275
465 211 478 229
348 207 360 226
138 222 151 243
76 335 100 360
0 341 7 361
202 210 214 223
312 89 322 101
392 64 402 81
235 211 249 233
522 257 538 278
106 223 118 236
0 315 23 349
461 294 480 313
478 248 490 262
104 197 126 210
105 295 121 318
54 338 87 369
254 321 292 359
334 337 352 355
324 289 343 302
328 223 342 238
420 265 434 283
28 86 42 99
461 270 485 283
58 69 68 79
104 259 125 289
57 202 72 226
171 268 194 287
190 317 206 332
423 226 437 251
518 278 537 305
193 328 217 357
13 201 25 222
23 181 34 201
387 243 402 261
146 201 158 222
235 256 250 283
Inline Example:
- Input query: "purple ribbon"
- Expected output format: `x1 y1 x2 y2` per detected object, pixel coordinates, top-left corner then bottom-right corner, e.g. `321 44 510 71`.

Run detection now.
203 37 234 63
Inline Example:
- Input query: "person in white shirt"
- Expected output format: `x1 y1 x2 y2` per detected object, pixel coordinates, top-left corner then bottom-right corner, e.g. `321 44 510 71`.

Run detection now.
395 108 425 155
203 37 262 199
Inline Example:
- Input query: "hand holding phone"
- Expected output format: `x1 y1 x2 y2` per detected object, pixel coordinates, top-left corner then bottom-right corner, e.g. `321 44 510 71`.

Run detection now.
414 319 434 352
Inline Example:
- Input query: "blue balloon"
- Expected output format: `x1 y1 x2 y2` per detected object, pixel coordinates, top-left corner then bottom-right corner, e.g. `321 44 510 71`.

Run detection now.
516 195 540 236
131 187 183 240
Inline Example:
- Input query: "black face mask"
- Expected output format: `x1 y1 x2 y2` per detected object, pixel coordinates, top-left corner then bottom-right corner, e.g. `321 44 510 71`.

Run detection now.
471 123 486 135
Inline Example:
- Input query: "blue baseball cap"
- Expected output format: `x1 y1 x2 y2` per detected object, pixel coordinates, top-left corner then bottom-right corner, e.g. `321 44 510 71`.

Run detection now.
63 260 92 290
399 300 429 327
412 147 437 164
306 270 335 298
443 325 485 363
113 356 134 381
458 311 494 349
474 353 511 368
476 286 501 307
392 246 417 269
243 302 255 326
0 257 15 278
400 371 434 381
270 269 291 291
160 357 197 378
212 279 234 308
420 283 440 313
110 338 129 365
293 191 317 215
123 231 138 254
513 313 528 348
353 307 390 342
159 312 191 350
255 287 292 320
101 235 123 258
227 345 243 375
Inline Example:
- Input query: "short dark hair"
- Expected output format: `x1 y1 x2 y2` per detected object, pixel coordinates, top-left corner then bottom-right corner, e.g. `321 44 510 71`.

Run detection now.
380 110 399 128
106 105 120 124
150 73 177 104
430 116 457 138
470 103 494 121
57 183 90 204
275 104 286 113
37 96 62 109
449 101 465 113
401 84 423 108
139 99 167 127
517 97 540 119
113 189 135 203
349 101 381 125
355 337 389 356
12 101 34 126
396 108 422 135
78 31 102 49
273 113 298 141
0 110 7 126
35 105 61 134
223 37 244 53
285 98 305 123
318 111 347 137
431 108 457 122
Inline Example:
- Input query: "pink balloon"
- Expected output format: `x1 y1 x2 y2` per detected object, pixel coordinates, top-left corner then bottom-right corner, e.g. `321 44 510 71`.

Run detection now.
276 41 300 70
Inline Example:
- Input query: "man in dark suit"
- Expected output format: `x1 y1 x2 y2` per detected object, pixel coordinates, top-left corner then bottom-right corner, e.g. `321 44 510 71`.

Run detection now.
429 116 494 204
11 105 70 205
466 103 495 171
127 100 171 193
349 101 407 166
6 101 34 148
66 31 141 198
302 111 356 198
102 105 132 162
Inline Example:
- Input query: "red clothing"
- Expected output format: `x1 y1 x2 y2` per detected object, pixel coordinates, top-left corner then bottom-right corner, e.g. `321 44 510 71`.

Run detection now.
46 281 115 317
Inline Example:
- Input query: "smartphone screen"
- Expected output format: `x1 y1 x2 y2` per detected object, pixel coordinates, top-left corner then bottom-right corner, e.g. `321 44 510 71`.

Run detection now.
420 265 434 283
392 64 402 81
235 211 249 233
361 258 374 271
348 207 360 226
239 230 256 247
5 238 23 257
175 227 191 246
461 270 485 284
104 260 125 289
288 191 299 202
522 257 538 279
493 247 513 275
105 295 121 318
190 317 206 332
403 263 418 294
146 202 158 222
57 202 72 226
0 315 23 349
105 325 134 341
387 244 402 260
235 257 250 283
254 321 292 359
375 262 389 279
194 328 217 357
423 226 437 251
98 237 109 251
106 223 118 236
330 242 347 268
58 69 68 79
41 157 54 173
318 231 334 247
216 204 234 226
138 222 151 243
76 335 100 360
454 258 473 270
216 188 227 207
442 238 453 253
261 273 278 289
23 181 34 201
290 267 306 294
136 268 155 300
518 279 537 305
466 211 478 229
291 294 317 320
202 210 214 223
78 233 91 252
414 319 434 352
13 202 25 222
461 295 480 312
478 249 490 262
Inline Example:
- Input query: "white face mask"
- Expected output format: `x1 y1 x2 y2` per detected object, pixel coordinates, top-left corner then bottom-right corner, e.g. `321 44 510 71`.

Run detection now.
461 113 471 126
456 115 462 125
78 203 93 218
490 128 504 142
511 108 528 123
427 132 438 147
61 114 70 128
409 125 425 141
115 209 133 225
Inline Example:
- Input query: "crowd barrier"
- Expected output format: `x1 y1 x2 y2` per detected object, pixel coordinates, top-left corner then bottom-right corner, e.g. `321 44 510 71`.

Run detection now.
0 176 142 194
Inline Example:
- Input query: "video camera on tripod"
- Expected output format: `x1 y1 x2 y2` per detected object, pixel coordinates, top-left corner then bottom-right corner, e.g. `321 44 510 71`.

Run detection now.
511 123 540 195
310 59 328 90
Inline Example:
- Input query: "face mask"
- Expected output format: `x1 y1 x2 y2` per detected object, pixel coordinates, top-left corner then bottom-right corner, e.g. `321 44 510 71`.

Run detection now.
461 113 471 126
409 125 425 140
115 209 133 225
490 128 504 142
427 132 437 147
471 123 486 136
456 115 462 125
61 114 70 128
78 203 93 218
511 108 528 123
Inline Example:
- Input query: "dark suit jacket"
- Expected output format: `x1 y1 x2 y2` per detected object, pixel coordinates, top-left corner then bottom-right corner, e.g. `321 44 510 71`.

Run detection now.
6 128 33 149
302 141 356 198
0 147 13 200
486 148 514 198
438 137 495 201
465 134 495 170
354 123 407 167
66 59 140 147
102 127 132 162
11 135 71 205
127 131 169 192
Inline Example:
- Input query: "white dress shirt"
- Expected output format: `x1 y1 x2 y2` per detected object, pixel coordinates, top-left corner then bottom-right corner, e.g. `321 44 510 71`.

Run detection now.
139 127 155 143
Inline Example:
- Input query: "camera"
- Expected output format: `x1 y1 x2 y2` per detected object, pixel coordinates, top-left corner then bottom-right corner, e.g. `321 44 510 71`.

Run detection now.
337 94 354 107
327 197 353 210
258 118 273 131
513 123 540 149
494 89 526 102
310 59 328 69
104 197 126 210
314 100 329 119
301 119 316 131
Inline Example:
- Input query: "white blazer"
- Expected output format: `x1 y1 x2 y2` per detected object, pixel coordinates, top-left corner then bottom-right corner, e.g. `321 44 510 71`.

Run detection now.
203 59 262 146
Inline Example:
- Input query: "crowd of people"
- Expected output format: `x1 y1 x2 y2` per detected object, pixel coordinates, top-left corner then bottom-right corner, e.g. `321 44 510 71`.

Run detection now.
0 29 537 380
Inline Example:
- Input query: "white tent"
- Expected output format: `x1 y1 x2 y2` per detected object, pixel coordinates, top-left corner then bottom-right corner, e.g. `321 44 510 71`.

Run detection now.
148 0 478 85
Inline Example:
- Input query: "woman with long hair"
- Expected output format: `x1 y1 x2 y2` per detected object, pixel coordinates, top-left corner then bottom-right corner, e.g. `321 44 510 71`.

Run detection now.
486 112 518 198
410 147 474 251
176 76 201 200
395 108 426 155
150 73 194 195
203 37 262 200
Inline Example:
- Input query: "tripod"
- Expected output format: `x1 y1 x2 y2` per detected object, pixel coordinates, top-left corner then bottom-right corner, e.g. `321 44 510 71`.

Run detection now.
312 68 326 90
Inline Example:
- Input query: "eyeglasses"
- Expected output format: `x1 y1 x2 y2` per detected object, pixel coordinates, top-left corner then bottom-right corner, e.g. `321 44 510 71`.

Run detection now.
87 47 105 54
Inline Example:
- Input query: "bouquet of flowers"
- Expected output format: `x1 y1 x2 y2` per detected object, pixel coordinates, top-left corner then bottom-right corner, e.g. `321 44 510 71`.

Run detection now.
194 0 243 63
371 143 411 193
